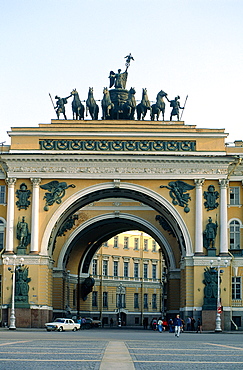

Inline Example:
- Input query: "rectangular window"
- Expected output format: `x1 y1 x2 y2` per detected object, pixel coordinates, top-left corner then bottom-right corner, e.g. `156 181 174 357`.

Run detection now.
230 221 240 249
113 261 118 277
116 293 126 308
0 275 1 299
144 293 148 309
103 292 108 307
0 232 3 251
152 240 156 252
92 259 97 275
124 262 129 277
103 241 108 247
152 294 157 309
134 293 139 308
152 264 157 279
230 187 240 205
232 277 241 299
114 236 118 248
103 260 108 276
143 264 148 279
0 186 6 204
124 236 129 249
144 239 148 251
92 291 98 306
134 238 139 250
134 263 139 278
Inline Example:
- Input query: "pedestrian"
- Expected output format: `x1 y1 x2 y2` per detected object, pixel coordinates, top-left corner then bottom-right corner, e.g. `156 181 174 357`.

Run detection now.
191 317 195 331
174 314 183 337
157 317 163 333
143 317 148 329
168 318 174 333
151 318 157 331
196 318 202 333
110 318 113 327
186 316 191 331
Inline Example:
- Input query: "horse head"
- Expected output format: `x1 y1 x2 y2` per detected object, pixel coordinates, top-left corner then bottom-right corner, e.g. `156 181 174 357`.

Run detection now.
129 87 136 95
158 90 167 98
71 89 78 96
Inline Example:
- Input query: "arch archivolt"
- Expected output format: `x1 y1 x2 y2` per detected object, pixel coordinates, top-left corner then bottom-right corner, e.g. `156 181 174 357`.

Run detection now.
57 213 177 271
40 181 193 258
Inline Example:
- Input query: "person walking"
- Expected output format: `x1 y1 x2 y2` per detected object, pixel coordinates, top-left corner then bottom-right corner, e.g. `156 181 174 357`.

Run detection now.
196 318 202 333
157 317 163 333
174 314 183 337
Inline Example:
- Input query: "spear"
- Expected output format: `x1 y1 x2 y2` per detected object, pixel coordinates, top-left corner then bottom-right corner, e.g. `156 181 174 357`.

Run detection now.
49 93 58 118
180 95 188 120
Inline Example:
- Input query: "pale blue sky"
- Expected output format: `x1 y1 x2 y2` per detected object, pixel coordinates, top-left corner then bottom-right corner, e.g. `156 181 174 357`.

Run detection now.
1 0 242 144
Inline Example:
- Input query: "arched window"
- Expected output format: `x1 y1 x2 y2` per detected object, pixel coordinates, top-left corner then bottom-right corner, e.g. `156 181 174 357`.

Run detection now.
230 220 240 249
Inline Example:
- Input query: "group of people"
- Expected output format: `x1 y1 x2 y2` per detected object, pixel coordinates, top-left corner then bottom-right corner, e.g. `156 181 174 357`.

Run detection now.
144 315 202 337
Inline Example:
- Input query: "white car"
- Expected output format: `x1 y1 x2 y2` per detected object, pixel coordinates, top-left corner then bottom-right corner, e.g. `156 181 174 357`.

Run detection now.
45 318 80 332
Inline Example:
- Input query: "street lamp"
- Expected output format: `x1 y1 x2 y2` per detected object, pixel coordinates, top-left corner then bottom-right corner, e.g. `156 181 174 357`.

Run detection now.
3 255 24 330
210 257 228 332
118 282 123 327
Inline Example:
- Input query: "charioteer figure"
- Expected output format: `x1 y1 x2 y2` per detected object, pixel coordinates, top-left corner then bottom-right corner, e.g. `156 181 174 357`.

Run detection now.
166 95 184 121
54 94 71 120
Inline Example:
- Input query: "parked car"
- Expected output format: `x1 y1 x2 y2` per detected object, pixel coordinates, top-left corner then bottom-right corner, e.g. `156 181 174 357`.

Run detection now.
72 316 101 329
45 318 80 332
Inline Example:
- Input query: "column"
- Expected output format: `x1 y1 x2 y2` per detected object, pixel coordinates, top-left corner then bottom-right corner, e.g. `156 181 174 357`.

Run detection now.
194 179 205 254
219 179 229 255
5 178 16 253
30 178 41 254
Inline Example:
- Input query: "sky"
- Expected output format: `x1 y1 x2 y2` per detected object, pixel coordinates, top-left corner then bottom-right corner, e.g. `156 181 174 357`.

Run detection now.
1 0 242 145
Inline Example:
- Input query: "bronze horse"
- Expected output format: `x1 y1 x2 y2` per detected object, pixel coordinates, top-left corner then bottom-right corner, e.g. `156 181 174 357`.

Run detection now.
136 88 151 120
71 89 85 120
123 87 136 120
101 87 114 120
151 90 167 121
86 87 99 120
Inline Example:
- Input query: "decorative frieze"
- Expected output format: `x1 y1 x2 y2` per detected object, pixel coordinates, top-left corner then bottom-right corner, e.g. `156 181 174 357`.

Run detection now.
39 139 196 152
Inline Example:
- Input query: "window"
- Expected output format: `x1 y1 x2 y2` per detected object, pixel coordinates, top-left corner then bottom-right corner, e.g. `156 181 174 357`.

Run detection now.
230 187 240 205
152 264 157 279
144 293 148 309
152 294 157 309
134 263 139 278
230 220 240 249
0 186 6 204
124 262 129 277
152 240 156 252
134 238 139 250
92 291 98 306
143 264 148 279
116 293 126 308
134 293 139 308
144 239 148 251
0 220 5 251
232 277 241 299
92 259 97 275
103 292 108 307
124 236 129 249
103 260 108 276
103 241 108 247
114 236 118 248
113 261 118 277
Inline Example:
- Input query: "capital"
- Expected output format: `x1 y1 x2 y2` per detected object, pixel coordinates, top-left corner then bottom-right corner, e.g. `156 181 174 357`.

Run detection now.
194 178 205 188
30 178 42 187
5 177 16 186
219 179 229 188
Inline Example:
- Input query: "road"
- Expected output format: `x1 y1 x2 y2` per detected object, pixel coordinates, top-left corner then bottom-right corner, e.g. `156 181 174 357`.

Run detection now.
0 328 243 369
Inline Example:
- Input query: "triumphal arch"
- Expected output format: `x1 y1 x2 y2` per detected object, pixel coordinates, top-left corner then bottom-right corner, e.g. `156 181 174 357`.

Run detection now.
1 56 243 330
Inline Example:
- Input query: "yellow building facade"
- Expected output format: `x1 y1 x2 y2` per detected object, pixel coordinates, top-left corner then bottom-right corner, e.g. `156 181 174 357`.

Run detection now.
0 119 242 330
